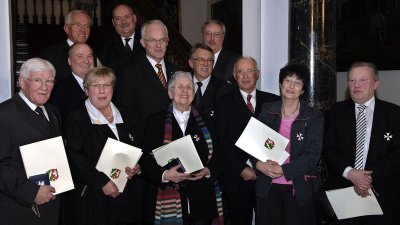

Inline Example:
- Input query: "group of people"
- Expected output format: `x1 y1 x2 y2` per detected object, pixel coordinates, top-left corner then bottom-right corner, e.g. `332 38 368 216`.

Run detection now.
0 2 399 225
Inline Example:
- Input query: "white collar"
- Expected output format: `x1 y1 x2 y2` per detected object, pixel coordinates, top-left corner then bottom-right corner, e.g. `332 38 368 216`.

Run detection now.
355 96 375 110
72 72 84 90
193 75 211 88
239 89 256 99
85 99 123 125
213 49 222 67
19 91 40 110
67 39 74 46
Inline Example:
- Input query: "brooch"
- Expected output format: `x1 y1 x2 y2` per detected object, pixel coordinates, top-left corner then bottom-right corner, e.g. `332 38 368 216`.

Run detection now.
384 132 393 141
296 133 304 141
193 134 200 142
210 110 214 117
128 133 134 142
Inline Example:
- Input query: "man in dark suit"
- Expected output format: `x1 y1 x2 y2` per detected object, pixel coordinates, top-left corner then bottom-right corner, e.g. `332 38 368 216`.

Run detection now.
114 19 175 145
97 3 144 75
41 10 91 81
113 19 175 225
215 57 279 225
202 20 240 83
0 58 62 225
189 43 232 118
50 42 94 124
325 62 400 225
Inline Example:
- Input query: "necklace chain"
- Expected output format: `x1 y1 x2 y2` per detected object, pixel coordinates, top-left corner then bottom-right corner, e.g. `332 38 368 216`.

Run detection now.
281 102 299 118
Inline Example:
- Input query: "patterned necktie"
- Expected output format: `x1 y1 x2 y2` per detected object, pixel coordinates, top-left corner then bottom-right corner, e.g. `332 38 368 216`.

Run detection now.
194 82 203 107
35 106 48 121
155 64 167 88
124 38 132 53
247 94 255 114
354 105 367 169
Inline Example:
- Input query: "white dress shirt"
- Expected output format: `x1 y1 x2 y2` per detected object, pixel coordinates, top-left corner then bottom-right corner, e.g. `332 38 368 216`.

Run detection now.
19 91 49 120
147 56 167 81
193 75 211 95
343 96 375 178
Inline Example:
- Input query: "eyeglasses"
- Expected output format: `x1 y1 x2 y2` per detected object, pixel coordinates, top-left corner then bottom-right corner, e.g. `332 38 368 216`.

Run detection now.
173 84 194 91
235 69 257 76
203 31 223 39
88 83 113 90
283 78 303 87
192 57 214 65
24 77 55 87
69 23 90 30
144 38 169 46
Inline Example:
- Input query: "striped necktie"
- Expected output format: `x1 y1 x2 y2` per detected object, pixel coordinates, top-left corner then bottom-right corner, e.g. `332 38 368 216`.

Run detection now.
354 105 367 169
155 64 167 88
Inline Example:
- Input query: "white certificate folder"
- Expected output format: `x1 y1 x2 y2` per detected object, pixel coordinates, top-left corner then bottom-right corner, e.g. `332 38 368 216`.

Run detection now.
235 117 290 164
20 136 74 194
325 187 383 220
96 138 143 192
152 135 204 174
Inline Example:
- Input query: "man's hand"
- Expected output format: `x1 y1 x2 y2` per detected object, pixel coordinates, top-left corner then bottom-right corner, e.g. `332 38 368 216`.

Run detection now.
34 185 56 205
125 163 141 179
163 164 191 183
348 169 372 197
240 167 256 181
102 180 119 198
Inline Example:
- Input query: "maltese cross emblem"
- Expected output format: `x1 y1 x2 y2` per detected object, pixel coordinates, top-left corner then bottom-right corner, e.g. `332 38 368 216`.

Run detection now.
384 132 393 141
296 133 304 141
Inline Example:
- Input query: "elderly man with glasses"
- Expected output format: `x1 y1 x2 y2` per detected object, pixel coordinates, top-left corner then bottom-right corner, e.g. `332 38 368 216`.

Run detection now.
0 58 62 225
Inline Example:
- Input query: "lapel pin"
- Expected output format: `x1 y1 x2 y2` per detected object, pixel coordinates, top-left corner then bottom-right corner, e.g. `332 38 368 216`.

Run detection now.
296 133 304 141
384 132 393 141
193 134 200 142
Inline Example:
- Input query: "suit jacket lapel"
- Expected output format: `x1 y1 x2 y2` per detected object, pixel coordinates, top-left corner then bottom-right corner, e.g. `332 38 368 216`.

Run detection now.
198 75 217 111
15 95 54 136
233 88 253 118
366 99 384 168
141 56 168 92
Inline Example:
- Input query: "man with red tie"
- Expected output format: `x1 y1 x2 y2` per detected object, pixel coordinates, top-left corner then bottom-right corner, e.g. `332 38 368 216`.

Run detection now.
215 57 279 225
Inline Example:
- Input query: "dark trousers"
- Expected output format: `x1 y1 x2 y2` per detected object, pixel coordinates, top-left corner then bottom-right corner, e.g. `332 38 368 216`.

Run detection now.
223 187 255 225
183 219 212 225
256 184 316 225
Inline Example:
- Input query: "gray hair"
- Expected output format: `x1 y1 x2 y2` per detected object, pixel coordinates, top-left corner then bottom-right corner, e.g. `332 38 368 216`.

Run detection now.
141 20 168 39
201 19 226 35
233 56 259 73
167 71 193 92
20 58 56 79
65 10 92 26
347 61 379 80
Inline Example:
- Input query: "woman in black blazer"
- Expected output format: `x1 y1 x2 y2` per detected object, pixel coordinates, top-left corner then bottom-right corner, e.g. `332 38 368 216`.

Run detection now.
253 63 323 225
63 66 141 225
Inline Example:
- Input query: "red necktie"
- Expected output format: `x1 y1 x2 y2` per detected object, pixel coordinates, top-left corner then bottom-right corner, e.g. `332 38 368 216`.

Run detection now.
247 94 255 114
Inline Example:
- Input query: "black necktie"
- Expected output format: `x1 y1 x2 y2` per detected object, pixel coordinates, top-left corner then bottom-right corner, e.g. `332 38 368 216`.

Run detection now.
35 106 48 121
194 82 203 107
124 38 132 53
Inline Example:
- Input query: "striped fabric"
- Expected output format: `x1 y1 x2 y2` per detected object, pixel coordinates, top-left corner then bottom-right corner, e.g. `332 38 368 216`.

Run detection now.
155 187 183 225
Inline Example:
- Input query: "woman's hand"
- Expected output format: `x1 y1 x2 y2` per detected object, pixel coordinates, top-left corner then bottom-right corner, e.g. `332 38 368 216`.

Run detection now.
125 164 141 179
102 180 119 198
163 164 191 183
256 160 283 178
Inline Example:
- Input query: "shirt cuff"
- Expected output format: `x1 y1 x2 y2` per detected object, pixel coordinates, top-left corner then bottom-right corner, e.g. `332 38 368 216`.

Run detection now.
342 166 353 179
161 170 169 183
